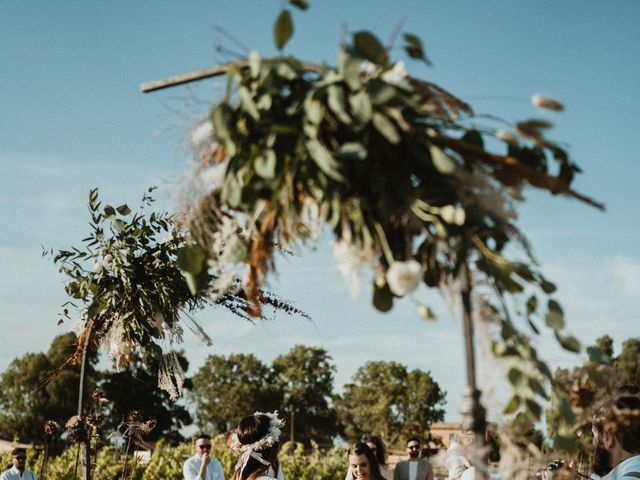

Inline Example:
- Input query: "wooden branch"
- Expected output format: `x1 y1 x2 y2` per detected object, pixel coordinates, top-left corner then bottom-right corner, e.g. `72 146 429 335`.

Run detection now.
140 61 248 93
433 134 606 211
140 60 326 93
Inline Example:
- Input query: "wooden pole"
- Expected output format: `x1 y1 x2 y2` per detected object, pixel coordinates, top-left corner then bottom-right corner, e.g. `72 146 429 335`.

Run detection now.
77 322 94 480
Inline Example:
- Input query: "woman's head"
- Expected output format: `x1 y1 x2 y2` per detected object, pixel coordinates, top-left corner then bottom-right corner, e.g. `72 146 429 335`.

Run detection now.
231 411 284 480
348 442 383 480
363 436 387 467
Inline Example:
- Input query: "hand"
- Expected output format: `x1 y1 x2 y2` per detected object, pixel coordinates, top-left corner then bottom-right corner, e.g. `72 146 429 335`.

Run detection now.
201 451 211 466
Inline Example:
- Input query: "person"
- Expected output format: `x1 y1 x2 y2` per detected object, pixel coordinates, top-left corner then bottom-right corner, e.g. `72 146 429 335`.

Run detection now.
348 442 386 480
445 441 471 480
393 438 434 480
229 411 285 480
541 394 640 480
1 448 36 480
345 436 391 480
183 434 225 480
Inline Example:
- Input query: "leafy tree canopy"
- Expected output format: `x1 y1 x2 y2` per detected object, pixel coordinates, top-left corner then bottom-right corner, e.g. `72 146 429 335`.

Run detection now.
272 345 337 443
0 333 98 443
335 360 445 447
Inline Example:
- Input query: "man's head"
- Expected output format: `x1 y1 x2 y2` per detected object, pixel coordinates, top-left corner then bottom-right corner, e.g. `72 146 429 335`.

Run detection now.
11 448 26 472
591 394 640 476
406 437 421 459
194 434 212 456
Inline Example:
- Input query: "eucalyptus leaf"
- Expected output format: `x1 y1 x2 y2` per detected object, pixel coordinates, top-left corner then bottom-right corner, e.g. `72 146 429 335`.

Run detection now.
211 104 233 143
403 33 432 65
176 244 207 274
306 139 345 182
116 204 131 216
327 85 352 124
504 395 520 414
111 219 125 232
274 9 294 50
288 0 308 10
507 367 523 386
429 145 456 174
525 398 542 419
349 90 372 123
559 396 576 424
103 205 116 218
255 150 277 179
545 299 564 330
249 50 261 79
528 378 548 399
556 332 581 353
586 346 611 365
353 31 388 65
373 283 393 312
339 142 368 161
372 112 400 144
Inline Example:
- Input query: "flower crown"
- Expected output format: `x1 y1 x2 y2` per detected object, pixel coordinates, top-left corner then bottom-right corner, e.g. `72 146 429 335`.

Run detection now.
230 410 285 453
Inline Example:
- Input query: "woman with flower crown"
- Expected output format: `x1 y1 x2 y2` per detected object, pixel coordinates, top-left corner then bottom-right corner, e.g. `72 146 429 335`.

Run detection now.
230 411 285 480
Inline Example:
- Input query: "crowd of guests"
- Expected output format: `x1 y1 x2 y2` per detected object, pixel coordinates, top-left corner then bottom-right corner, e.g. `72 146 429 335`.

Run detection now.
181 389 639 480
4 390 637 480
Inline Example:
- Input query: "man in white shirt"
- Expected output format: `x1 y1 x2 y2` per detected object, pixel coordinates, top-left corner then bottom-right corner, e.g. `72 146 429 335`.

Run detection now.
393 438 433 480
183 434 225 480
0 448 36 480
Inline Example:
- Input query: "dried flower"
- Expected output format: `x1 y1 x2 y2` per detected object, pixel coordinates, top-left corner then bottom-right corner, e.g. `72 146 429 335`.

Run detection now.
333 239 380 297
44 420 61 437
191 121 214 147
382 61 410 89
386 260 422 296
496 129 518 144
531 94 564 112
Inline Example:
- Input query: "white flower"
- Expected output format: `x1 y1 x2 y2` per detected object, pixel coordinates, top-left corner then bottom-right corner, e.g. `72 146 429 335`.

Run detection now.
382 61 410 89
299 198 322 240
191 121 214 147
531 94 564 112
200 162 227 192
386 260 422 296
333 239 379 297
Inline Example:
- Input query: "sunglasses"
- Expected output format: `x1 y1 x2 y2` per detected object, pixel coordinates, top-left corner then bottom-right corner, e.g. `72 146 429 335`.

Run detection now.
198 445 212 450
408 445 420 450
14 456 26 460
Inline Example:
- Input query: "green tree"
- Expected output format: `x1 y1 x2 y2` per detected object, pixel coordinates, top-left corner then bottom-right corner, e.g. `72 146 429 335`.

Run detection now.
272 345 338 444
0 332 98 442
99 351 192 441
336 361 446 446
190 353 280 434
615 338 640 386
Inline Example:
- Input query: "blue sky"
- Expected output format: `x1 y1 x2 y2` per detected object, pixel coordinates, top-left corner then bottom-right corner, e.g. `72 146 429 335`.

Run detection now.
1 1 639 424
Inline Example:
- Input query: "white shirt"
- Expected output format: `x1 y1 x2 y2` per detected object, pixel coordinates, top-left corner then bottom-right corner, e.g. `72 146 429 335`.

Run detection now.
409 461 418 480
602 454 640 480
183 454 225 480
0 467 36 480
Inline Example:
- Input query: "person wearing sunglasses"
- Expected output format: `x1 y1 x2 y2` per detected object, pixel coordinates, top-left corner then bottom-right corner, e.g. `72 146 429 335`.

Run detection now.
183 434 225 480
1 448 36 480
392 438 433 480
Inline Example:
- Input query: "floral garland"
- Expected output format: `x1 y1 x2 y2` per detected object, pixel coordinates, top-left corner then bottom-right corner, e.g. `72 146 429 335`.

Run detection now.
229 410 285 453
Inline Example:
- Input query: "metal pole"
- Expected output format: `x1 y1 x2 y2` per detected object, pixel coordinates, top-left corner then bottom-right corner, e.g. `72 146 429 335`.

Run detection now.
459 264 487 479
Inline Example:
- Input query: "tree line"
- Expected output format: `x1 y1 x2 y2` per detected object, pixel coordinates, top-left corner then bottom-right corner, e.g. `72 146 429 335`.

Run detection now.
0 335 446 447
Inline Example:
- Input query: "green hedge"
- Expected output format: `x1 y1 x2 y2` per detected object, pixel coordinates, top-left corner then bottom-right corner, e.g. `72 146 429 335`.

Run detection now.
0 437 347 480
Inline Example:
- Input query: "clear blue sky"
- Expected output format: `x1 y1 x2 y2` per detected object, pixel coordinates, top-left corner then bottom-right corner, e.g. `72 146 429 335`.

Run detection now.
1 1 639 424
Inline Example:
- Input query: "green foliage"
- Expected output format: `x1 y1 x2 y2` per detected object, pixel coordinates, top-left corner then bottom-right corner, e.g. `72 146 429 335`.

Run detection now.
280 441 346 480
335 360 445 447
0 333 98 443
178 14 600 426
99 352 193 441
545 336 640 457
273 346 337 443
47 188 307 400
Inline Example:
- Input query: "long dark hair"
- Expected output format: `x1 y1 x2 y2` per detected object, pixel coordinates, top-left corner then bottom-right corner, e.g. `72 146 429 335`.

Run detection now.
364 435 387 467
231 414 280 480
348 442 384 480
